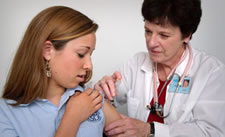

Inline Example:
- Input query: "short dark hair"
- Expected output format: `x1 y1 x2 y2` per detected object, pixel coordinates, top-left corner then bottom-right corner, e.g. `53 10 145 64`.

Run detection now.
142 0 202 39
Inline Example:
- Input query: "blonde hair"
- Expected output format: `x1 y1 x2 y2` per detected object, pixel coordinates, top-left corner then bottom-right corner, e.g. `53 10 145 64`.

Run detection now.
2 6 98 105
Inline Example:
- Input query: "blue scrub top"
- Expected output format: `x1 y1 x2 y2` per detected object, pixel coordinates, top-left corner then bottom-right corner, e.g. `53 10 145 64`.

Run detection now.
0 85 105 137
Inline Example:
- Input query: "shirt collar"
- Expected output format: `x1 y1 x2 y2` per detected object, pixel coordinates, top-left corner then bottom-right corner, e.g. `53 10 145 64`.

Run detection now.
174 47 192 77
57 85 85 109
141 53 154 73
65 85 85 95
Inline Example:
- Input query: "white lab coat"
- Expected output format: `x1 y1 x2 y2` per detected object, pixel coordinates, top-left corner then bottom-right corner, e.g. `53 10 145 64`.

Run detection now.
115 48 225 137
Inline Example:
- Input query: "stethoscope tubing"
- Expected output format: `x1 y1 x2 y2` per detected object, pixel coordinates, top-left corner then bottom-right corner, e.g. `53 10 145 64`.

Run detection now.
151 45 193 118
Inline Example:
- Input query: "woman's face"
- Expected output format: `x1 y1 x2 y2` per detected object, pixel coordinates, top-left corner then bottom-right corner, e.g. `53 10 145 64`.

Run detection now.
144 20 190 66
49 33 96 89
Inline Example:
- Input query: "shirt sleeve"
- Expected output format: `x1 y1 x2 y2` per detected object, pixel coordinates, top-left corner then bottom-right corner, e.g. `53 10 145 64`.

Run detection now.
156 64 225 137
0 101 18 137
189 66 225 137
115 52 146 105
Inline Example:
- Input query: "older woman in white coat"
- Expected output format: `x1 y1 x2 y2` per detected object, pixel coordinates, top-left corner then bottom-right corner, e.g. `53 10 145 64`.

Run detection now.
95 0 225 137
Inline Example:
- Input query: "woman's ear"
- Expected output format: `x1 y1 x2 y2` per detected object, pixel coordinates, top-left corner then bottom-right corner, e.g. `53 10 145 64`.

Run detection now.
183 34 192 44
42 41 54 60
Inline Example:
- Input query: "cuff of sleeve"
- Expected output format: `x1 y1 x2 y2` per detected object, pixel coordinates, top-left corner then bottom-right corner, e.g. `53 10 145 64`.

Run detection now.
154 122 170 137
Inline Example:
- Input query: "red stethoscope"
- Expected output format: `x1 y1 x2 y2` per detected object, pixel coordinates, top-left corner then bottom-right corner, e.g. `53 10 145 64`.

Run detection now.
147 45 193 118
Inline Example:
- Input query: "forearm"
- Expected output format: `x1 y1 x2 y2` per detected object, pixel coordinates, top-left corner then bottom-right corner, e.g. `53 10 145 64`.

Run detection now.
55 112 81 137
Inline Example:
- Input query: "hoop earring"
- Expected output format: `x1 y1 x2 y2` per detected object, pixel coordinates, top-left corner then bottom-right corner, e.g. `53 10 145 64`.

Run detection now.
46 60 51 78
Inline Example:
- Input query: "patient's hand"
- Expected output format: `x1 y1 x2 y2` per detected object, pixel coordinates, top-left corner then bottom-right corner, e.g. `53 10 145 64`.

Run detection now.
64 88 103 123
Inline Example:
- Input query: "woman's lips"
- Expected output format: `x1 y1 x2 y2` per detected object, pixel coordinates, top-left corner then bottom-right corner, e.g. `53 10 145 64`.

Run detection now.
77 75 85 82
151 50 161 54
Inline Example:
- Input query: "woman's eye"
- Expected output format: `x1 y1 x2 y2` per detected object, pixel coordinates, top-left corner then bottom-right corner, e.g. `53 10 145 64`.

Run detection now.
160 34 169 39
161 35 169 39
78 53 85 58
145 30 151 34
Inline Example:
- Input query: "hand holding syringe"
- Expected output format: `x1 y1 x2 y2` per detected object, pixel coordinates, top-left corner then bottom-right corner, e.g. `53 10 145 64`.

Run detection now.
94 71 122 106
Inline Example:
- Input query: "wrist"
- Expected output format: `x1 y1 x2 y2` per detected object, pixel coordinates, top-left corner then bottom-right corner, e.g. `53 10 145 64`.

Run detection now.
148 122 155 137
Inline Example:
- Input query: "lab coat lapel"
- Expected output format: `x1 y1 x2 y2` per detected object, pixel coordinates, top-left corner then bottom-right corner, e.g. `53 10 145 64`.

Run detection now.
140 54 156 121
164 47 193 122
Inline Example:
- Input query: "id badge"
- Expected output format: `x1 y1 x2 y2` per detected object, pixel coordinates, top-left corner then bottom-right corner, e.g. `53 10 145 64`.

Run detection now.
179 77 192 94
168 74 192 94
168 74 180 93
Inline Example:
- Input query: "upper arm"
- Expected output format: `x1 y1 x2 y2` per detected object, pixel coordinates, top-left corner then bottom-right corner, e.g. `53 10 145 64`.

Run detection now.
103 100 121 127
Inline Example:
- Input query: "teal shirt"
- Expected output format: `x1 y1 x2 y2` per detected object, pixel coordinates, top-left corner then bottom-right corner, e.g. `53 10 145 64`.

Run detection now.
0 86 105 137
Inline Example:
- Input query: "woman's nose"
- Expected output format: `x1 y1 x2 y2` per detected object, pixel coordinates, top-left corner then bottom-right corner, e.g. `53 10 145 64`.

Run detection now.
146 34 159 48
83 56 93 71
148 35 159 48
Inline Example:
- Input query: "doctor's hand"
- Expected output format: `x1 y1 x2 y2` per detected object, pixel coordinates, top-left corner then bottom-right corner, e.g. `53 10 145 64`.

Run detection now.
94 71 122 100
104 114 150 137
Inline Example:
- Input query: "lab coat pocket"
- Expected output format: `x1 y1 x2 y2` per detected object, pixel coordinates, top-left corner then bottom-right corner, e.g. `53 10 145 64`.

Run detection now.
127 92 140 118
171 103 192 122
174 104 186 118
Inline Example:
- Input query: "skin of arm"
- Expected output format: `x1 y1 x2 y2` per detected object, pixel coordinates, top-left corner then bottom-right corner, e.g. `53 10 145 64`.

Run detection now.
103 99 122 137
54 110 81 137
55 89 103 137
55 90 121 137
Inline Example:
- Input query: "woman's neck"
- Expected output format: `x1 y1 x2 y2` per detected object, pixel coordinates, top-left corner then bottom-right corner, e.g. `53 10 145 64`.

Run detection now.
157 46 185 81
45 81 65 107
157 65 171 81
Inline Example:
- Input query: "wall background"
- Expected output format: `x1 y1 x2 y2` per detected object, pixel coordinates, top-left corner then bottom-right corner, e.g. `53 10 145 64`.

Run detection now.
0 0 225 97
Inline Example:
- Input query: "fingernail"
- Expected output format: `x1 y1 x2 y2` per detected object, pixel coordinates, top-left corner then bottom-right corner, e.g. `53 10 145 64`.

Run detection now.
112 92 115 96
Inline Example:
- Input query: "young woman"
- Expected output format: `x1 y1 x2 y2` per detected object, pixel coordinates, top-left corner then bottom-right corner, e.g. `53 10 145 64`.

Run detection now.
0 6 120 137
